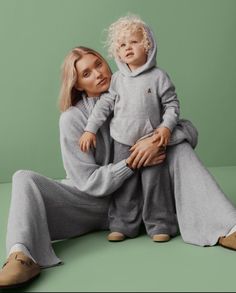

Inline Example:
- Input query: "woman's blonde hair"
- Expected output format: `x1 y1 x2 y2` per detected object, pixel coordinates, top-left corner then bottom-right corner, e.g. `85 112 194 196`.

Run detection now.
105 14 152 58
59 46 111 112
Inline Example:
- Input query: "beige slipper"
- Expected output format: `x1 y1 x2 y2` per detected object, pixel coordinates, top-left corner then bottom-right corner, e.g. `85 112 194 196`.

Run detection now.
107 232 126 242
152 234 171 242
0 251 40 289
218 231 236 250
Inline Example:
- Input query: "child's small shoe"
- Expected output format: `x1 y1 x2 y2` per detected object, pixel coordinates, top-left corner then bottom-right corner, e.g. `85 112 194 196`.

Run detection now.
107 232 126 242
152 234 170 242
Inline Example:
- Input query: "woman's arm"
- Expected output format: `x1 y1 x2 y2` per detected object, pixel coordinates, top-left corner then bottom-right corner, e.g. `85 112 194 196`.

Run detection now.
127 119 198 169
126 136 166 169
59 108 133 197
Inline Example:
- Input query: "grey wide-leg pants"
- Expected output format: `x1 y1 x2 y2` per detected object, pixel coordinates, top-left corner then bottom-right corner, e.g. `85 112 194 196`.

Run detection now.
6 170 110 268
166 142 236 246
108 141 178 237
6 142 236 268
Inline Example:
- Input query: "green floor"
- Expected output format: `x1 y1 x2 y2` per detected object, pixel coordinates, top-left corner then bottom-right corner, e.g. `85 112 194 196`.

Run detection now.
1 166 236 292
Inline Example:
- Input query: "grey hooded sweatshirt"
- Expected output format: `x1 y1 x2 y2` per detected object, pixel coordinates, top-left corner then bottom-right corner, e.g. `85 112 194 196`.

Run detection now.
85 26 180 146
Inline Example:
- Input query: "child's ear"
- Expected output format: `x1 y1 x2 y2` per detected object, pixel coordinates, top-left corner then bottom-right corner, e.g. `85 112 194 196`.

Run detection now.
115 49 122 61
117 54 124 62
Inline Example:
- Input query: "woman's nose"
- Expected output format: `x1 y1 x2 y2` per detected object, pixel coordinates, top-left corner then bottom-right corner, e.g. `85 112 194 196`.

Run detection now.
94 69 102 78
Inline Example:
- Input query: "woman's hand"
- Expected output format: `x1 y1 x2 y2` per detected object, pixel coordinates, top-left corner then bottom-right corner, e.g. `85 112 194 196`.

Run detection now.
126 135 166 169
79 131 96 152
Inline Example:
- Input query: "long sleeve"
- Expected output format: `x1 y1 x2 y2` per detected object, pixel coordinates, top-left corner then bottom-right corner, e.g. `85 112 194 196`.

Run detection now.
59 107 133 197
158 70 180 132
137 119 198 149
85 91 116 134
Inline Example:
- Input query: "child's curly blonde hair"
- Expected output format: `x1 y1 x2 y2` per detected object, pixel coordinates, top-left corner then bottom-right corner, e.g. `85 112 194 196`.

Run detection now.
105 14 152 58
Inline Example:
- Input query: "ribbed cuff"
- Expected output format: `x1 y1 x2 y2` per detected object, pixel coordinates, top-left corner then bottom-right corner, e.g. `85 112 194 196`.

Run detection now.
111 160 134 180
85 121 100 134
160 119 176 132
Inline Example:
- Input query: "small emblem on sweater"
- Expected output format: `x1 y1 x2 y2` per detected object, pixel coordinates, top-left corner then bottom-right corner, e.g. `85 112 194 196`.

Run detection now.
148 88 152 93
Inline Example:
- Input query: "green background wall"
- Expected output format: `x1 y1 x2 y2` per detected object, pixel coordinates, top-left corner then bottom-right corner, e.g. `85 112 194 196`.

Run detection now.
0 0 236 183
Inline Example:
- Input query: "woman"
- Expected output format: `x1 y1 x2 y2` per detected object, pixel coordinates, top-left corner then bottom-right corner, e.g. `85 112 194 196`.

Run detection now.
0 46 236 289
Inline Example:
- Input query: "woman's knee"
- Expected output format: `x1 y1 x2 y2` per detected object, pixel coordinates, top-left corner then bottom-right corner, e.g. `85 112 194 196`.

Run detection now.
11 170 46 205
167 142 194 165
13 170 36 182
170 142 191 155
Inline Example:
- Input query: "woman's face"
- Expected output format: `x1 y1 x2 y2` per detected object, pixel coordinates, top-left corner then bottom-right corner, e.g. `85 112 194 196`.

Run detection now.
76 54 111 97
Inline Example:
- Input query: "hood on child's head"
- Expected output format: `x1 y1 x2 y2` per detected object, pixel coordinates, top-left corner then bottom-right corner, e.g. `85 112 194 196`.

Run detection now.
115 25 157 77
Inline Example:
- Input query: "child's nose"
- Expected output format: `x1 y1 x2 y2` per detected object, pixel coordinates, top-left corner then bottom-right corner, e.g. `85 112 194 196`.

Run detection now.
126 43 132 50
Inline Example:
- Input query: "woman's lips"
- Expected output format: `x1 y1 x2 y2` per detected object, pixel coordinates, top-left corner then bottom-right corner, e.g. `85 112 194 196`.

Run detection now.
97 78 107 86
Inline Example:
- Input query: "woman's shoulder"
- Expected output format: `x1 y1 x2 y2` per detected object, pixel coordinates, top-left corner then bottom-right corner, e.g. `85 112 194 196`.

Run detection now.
59 103 87 132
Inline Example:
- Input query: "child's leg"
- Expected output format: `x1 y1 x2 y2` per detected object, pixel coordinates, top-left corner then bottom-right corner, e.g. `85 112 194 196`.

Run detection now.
141 161 179 238
108 141 143 238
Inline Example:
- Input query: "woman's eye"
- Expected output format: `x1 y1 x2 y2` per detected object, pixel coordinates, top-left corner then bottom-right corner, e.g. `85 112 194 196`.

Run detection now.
83 71 90 78
120 43 125 48
131 40 138 44
96 62 102 68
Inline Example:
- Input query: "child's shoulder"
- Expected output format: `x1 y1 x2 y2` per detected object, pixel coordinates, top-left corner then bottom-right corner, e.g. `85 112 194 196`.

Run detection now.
152 66 169 77
109 71 122 90
111 70 121 81
150 67 173 84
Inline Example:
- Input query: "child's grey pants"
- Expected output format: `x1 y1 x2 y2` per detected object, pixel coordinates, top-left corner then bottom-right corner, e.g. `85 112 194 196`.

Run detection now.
108 141 178 237
6 142 236 268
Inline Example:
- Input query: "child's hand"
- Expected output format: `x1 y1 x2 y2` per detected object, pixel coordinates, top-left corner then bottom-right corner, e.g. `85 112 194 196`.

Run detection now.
152 127 171 147
79 131 96 152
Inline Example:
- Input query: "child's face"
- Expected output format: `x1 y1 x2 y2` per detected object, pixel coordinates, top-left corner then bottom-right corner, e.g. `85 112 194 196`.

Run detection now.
117 30 147 71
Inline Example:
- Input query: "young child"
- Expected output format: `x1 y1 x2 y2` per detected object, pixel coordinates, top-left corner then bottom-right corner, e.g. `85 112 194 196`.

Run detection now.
79 15 180 242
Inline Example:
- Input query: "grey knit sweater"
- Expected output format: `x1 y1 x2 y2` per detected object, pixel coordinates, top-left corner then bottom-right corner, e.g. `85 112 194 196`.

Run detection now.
60 96 197 197
85 26 180 146
60 96 133 197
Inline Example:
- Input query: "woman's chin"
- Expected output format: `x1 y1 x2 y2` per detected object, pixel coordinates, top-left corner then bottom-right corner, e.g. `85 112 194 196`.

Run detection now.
100 83 109 93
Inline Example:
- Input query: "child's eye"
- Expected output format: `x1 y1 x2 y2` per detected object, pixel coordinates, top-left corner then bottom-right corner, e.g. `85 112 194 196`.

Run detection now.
131 40 138 44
